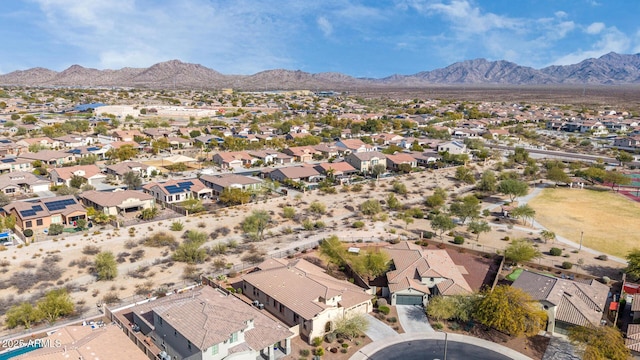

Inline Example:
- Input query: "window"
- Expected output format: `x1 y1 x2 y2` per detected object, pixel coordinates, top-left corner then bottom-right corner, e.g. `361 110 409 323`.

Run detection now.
174 330 177 337
293 313 299 323
168 196 173 202
159 318 163 326
279 303 284 313
230 332 238 343
36 219 43 226
211 344 218 355
25 221 32 228
5 188 15 194
187 341 191 350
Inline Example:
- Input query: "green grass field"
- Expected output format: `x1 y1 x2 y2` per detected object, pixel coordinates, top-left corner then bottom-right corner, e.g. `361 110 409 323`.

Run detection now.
528 188 640 258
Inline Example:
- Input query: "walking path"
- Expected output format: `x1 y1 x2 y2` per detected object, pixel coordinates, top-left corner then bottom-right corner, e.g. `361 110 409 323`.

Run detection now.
395 305 433 333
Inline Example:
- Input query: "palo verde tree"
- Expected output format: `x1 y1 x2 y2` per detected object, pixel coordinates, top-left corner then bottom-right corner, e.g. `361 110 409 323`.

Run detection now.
625 248 640 281
473 285 547 337
95 251 118 280
241 210 271 241
504 238 541 264
568 325 630 360
449 195 481 224
467 220 491 241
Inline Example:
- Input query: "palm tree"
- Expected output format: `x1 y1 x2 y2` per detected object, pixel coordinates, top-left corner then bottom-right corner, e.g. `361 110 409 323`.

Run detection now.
540 230 556 244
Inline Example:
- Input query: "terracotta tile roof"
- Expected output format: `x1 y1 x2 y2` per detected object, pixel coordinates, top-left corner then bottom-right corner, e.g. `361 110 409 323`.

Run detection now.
385 153 417 164
0 171 50 190
105 161 151 176
13 324 148 360
79 190 154 207
143 178 208 195
128 287 292 352
512 270 608 328
3 195 85 220
314 162 357 174
626 324 640 352
384 242 472 296
243 258 373 320
49 164 103 181
199 174 262 188
19 150 72 162
348 151 386 161
270 166 320 180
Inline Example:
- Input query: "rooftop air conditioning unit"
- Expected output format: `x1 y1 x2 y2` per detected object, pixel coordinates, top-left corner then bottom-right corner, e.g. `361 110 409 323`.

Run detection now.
257 303 264 310
252 300 259 307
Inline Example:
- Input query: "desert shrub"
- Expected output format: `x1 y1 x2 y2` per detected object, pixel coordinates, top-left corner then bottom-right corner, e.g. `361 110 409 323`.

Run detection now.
453 236 464 245
377 298 388 307
82 245 101 255
48 224 64 236
432 322 444 330
596 254 608 261
561 261 573 269
602 276 611 284
300 349 310 357
314 347 324 356
124 240 137 249
170 221 184 231
378 305 390 315
549 247 562 256
312 337 323 346
23 229 34 238
143 232 178 249
102 292 120 305
387 317 398 323
325 332 336 343
352 221 365 229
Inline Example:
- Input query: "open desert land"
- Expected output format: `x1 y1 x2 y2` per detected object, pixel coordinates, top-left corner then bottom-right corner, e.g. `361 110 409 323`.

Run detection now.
529 187 640 258
0 167 627 337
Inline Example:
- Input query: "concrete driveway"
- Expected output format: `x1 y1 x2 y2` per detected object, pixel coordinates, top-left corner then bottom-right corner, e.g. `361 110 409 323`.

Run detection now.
396 305 433 333
364 314 399 341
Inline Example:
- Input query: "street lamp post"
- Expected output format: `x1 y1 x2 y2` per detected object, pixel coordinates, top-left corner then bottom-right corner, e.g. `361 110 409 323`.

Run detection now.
579 231 584 251
443 331 448 360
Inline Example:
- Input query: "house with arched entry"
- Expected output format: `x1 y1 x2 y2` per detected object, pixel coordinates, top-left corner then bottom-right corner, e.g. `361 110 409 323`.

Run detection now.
241 258 374 344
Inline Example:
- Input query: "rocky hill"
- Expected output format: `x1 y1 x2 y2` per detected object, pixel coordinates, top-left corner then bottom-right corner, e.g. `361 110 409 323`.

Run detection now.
1 52 639 89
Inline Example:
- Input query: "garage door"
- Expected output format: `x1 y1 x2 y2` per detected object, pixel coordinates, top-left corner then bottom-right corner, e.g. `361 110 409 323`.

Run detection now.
396 295 423 305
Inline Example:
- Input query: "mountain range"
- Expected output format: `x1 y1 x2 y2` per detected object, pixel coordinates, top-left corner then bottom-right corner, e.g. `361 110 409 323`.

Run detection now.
1 52 640 90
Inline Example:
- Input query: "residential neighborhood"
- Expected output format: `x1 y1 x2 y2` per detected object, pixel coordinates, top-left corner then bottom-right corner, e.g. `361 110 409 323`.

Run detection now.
0 87 637 360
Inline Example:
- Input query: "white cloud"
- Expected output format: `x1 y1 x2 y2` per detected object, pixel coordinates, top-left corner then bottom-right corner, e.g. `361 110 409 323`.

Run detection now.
317 16 333 37
585 22 605 35
551 26 630 65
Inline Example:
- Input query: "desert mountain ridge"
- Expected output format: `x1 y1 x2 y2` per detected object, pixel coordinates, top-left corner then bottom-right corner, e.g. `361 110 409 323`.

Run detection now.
1 52 640 90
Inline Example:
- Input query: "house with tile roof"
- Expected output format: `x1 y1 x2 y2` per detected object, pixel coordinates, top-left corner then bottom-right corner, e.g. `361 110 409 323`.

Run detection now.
14 323 148 360
2 195 87 234
143 178 212 204
313 162 357 182
0 156 32 174
281 146 319 162
79 189 155 217
382 242 472 306
242 258 374 344
212 151 255 169
511 270 609 335
268 166 322 184
335 139 376 154
0 171 51 196
105 161 157 180
345 151 387 174
385 153 417 171
18 150 76 166
200 174 262 196
113 286 294 360
49 164 106 187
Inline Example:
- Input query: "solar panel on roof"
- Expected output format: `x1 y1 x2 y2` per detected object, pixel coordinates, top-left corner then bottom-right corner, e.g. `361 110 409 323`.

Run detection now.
165 185 183 194
0 139 10 144
87 147 99 151
68 149 81 154
178 181 194 187
44 198 76 211
20 210 36 217
0 158 15 163
32 205 43 211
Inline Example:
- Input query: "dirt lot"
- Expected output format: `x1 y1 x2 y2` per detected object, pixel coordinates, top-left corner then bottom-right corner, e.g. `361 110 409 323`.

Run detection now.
0 167 626 342
528 187 640 258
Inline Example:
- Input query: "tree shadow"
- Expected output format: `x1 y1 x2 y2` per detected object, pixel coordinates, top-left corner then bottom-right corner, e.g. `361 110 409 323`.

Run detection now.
580 263 625 281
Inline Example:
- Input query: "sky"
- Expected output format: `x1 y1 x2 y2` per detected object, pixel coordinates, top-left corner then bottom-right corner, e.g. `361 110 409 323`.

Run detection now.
1 0 639 78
